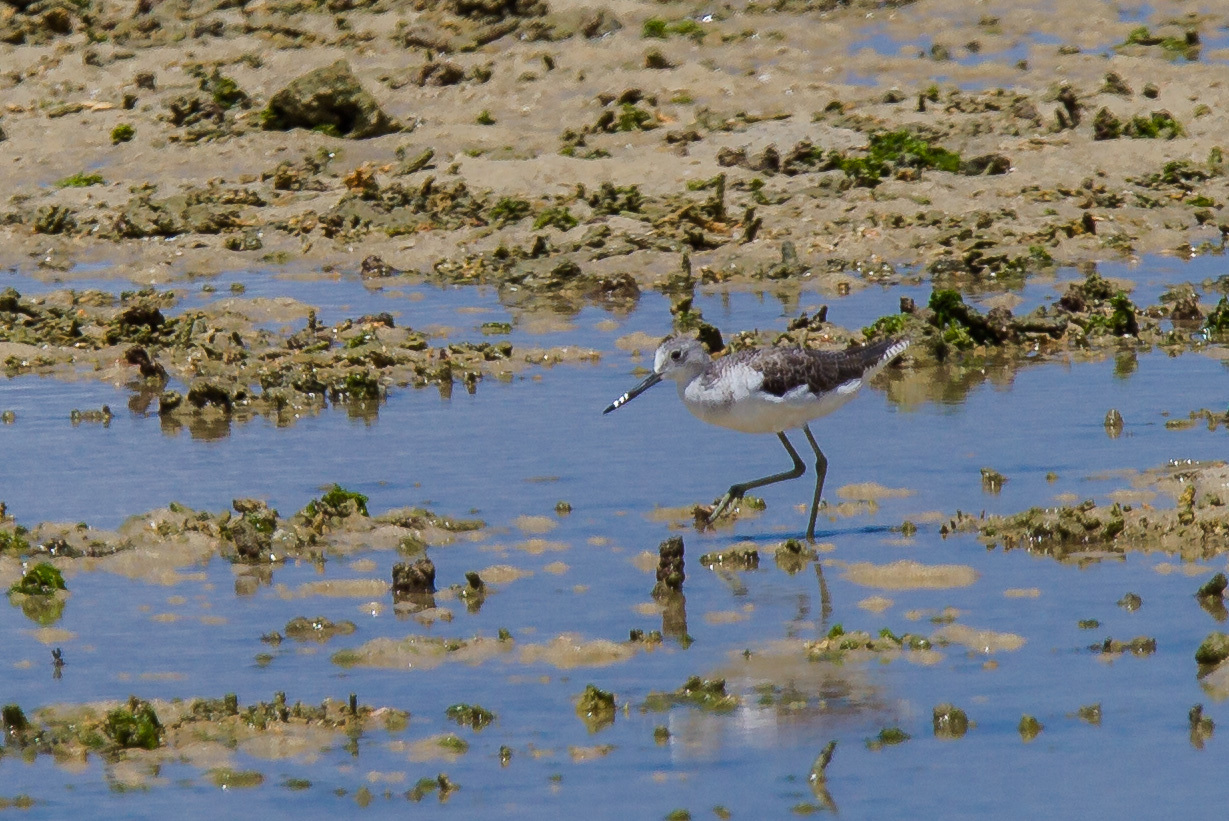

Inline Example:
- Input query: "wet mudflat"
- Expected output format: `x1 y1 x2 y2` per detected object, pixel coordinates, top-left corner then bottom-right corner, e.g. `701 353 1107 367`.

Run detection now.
4 258 1229 819
5 0 1229 817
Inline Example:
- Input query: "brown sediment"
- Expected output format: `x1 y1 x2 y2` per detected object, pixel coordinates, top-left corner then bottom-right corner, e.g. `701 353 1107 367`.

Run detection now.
512 515 557 534
515 538 569 554
332 634 511 670
858 596 894 613
835 559 978 590
519 634 637 669
835 483 916 501
935 624 1027 653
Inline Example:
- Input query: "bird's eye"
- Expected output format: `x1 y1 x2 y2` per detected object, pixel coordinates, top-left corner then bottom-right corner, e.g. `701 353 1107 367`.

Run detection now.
670 350 681 361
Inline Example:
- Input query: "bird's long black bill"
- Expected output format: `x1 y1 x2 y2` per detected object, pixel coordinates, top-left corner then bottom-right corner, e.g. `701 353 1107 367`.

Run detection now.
603 372 663 414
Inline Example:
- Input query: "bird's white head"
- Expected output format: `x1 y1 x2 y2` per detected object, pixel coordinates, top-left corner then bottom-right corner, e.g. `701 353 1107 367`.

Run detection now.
652 336 711 384
603 336 712 415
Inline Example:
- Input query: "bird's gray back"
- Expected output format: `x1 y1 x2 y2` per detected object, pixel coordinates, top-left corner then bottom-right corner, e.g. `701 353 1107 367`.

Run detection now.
709 338 906 398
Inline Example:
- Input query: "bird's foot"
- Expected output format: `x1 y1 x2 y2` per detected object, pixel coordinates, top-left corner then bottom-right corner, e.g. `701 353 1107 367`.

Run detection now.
707 488 745 524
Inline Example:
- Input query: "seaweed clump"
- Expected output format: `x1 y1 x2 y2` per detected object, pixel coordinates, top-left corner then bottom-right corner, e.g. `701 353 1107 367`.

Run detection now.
643 676 738 713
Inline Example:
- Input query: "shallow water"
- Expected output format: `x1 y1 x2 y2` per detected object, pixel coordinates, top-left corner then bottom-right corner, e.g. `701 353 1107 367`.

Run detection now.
4 256 1229 819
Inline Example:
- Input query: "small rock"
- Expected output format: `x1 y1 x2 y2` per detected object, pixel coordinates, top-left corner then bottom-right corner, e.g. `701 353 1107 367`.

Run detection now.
262 60 402 139
1018 714 1043 741
932 703 969 738
1197 573 1228 600
652 536 685 596
1076 703 1101 725
980 468 1007 494
1104 408 1124 437
392 558 436 595
1195 632 1229 666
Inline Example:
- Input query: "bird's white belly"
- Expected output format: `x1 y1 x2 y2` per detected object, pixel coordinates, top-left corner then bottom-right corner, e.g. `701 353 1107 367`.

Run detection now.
681 376 861 434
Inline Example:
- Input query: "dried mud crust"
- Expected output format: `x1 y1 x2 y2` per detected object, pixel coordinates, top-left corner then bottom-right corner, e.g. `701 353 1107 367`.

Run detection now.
944 461 1229 562
1 0 1228 296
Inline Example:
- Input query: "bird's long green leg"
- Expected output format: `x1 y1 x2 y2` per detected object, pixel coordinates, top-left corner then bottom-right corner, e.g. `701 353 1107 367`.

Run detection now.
802 424 828 542
815 560 833 627
708 432 805 524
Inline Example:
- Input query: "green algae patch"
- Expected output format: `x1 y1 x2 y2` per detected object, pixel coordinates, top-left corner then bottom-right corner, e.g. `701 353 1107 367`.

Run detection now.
437 734 469 754
283 616 357 643
9 563 65 595
856 270 1200 366
1116 25 1200 60
576 684 616 732
0 527 30 554
407 773 458 802
445 703 495 731
55 171 105 188
643 677 738 713
303 484 369 519
209 768 265 788
104 698 163 750
805 625 932 661
830 130 962 187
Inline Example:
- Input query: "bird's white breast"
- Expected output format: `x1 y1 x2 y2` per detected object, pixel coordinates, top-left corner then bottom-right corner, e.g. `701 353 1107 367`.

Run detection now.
679 363 862 434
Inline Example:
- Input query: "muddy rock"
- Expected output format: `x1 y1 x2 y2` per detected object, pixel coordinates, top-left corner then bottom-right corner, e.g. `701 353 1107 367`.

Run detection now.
575 684 616 732
1018 715 1043 741
652 536 684 597
1197 573 1228 601
698 545 759 571
262 61 401 139
932 704 969 738
284 616 357 643
392 558 437 596
1190 705 1215 748
1091 636 1157 656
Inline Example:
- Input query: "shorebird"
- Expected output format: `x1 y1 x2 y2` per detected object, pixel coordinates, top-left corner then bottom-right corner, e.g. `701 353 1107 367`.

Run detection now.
604 336 909 540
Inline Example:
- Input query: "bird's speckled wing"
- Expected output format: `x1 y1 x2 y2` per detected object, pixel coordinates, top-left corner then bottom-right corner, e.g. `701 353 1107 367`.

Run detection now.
726 338 907 398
